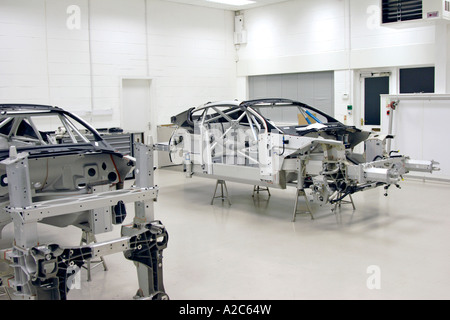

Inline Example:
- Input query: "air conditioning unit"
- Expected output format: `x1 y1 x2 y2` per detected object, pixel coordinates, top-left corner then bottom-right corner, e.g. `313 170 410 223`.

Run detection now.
381 0 450 27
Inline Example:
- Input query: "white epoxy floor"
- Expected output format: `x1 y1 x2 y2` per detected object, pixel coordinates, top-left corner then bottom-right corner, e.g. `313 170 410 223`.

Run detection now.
1 166 450 300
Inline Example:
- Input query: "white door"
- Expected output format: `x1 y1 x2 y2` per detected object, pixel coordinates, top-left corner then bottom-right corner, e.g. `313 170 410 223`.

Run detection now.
121 79 152 144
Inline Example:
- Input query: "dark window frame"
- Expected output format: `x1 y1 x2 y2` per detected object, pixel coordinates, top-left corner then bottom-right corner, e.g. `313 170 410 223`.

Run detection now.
399 67 435 94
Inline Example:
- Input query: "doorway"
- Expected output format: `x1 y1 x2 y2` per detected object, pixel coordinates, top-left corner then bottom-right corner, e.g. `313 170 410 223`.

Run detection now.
121 78 153 144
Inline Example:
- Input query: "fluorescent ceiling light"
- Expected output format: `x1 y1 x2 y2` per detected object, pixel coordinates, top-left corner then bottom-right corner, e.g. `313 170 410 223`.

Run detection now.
207 0 256 6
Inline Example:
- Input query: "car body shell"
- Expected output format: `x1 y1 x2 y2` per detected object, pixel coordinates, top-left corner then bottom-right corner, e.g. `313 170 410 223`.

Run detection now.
168 98 438 206
0 104 135 235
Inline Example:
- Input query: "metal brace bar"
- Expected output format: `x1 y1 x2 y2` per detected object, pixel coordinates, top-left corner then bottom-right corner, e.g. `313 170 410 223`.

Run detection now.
5 187 158 223
90 236 132 258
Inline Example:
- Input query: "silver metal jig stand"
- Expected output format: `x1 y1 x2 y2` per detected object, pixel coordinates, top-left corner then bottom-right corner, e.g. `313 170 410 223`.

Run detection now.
1 143 168 300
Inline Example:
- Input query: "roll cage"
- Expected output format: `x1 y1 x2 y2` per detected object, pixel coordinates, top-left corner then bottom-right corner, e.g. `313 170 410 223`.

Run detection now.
0 104 114 160
173 98 341 135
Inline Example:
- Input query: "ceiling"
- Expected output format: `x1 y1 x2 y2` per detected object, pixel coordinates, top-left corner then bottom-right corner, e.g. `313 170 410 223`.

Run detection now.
163 0 290 11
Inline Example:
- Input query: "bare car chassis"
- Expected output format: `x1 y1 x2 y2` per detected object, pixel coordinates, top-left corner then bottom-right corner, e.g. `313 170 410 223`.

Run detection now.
169 98 439 220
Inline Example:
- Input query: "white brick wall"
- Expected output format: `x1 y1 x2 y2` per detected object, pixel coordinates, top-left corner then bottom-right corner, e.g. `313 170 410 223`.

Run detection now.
146 0 236 125
0 0 237 129
1 0 439 129
0 0 48 104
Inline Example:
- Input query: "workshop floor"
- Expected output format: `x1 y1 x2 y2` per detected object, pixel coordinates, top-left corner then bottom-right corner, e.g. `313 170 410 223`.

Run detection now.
1 166 450 300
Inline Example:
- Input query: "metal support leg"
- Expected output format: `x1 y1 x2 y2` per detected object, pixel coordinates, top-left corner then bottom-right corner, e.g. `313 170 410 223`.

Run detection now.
252 185 271 197
292 157 313 222
292 188 314 222
121 142 169 300
80 231 107 282
332 192 356 213
211 180 231 205
133 142 155 224
123 221 168 300
2 147 37 249
1 148 39 298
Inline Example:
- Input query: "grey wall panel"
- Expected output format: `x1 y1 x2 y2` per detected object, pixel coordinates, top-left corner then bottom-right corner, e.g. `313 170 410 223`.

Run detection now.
266 74 282 98
249 71 334 115
297 73 315 106
312 72 334 114
281 73 299 100
249 76 268 99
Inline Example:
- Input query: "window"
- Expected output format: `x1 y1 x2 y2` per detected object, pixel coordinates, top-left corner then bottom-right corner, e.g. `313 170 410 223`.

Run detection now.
400 67 435 93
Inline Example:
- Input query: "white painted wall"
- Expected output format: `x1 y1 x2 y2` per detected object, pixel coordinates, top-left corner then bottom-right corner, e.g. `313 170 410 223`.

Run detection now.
238 0 436 73
0 0 236 130
237 0 437 118
0 0 54 105
146 0 236 125
88 0 148 127
350 0 435 67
